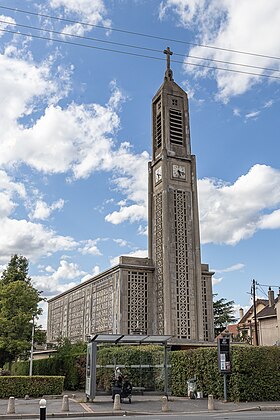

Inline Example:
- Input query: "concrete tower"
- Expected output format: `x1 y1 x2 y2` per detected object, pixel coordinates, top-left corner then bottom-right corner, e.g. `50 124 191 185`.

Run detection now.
148 48 214 340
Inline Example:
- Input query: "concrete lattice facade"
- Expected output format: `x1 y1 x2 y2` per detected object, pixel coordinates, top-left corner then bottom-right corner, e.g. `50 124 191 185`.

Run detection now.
47 56 214 344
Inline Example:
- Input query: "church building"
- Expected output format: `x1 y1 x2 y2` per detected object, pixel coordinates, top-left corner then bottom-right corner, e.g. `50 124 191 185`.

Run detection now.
47 49 214 344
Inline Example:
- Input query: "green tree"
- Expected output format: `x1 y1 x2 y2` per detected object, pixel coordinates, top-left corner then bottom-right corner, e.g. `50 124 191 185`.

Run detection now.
0 255 42 368
213 294 237 337
1 254 31 285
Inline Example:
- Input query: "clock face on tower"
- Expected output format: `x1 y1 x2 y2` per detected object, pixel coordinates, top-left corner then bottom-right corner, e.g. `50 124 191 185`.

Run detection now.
172 164 186 180
155 166 162 184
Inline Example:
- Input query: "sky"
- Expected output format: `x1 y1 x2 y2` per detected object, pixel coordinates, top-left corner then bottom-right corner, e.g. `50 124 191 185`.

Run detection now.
0 0 279 329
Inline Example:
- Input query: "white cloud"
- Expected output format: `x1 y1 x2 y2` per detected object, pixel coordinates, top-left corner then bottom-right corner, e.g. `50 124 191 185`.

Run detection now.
160 0 280 100
245 111 260 120
0 218 77 263
263 100 274 109
114 238 129 247
109 249 148 267
258 209 280 230
105 144 149 224
106 204 147 225
33 259 86 294
199 164 280 245
49 0 111 36
0 15 16 33
80 265 100 282
212 277 223 286
0 170 26 218
138 225 148 236
29 198 64 220
233 108 241 117
214 263 245 273
78 239 102 256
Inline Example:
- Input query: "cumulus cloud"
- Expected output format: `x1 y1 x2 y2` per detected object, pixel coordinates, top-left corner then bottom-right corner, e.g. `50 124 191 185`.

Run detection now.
49 0 111 36
199 164 280 245
80 265 101 282
159 0 280 100
212 277 223 286
33 259 86 295
0 170 26 218
109 249 148 267
29 198 64 220
105 144 149 224
0 218 77 263
78 239 102 256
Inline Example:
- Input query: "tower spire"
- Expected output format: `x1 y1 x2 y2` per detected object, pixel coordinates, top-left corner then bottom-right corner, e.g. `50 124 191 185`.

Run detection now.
164 47 173 81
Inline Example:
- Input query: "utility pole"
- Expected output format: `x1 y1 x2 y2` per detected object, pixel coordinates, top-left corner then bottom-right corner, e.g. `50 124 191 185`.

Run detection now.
252 279 259 346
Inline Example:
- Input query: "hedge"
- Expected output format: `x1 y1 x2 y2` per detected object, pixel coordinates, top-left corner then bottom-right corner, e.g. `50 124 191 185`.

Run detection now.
171 346 280 401
0 376 64 398
10 345 280 401
11 345 164 391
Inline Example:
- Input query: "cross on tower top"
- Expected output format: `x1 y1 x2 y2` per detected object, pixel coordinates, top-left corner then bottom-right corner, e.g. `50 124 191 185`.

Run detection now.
163 47 173 81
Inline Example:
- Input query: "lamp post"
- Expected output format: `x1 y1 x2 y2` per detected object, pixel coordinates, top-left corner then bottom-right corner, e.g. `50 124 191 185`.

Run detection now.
29 315 35 377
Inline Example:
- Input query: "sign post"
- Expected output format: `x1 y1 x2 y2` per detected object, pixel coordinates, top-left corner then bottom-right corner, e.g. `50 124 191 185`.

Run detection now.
218 335 231 402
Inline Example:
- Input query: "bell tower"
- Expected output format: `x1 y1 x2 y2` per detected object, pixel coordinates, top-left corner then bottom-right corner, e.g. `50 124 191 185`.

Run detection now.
148 48 214 340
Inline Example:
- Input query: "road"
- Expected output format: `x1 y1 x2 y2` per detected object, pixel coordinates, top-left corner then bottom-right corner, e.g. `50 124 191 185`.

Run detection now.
68 413 280 420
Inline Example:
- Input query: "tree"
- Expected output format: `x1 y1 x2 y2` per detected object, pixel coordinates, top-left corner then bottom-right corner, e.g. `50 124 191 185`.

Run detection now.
0 255 42 368
213 294 237 337
0 254 31 285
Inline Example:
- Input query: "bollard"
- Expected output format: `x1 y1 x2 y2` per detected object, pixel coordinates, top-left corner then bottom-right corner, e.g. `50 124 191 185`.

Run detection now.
7 396 15 414
39 398 47 420
161 395 170 412
61 395 69 412
113 393 121 410
208 394 215 410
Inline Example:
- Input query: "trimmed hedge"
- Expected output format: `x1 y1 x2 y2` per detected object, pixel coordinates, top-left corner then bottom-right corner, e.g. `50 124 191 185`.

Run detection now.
171 346 280 402
11 345 280 401
11 356 83 390
11 345 164 391
0 376 64 398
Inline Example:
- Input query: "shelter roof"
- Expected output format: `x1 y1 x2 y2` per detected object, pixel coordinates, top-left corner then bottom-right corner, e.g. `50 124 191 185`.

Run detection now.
87 334 172 345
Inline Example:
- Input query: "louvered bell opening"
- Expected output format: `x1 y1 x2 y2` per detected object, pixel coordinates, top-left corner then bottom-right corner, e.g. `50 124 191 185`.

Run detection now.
170 108 183 145
156 112 162 148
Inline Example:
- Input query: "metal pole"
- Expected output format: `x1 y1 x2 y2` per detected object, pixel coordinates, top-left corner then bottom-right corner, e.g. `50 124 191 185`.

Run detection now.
164 344 168 396
223 374 227 402
39 399 46 420
252 279 259 346
29 315 35 376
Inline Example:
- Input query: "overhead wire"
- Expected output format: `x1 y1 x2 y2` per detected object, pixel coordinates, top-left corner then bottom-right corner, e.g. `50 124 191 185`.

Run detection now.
0 19 279 75
1 28 280 80
0 4 280 61
257 283 280 289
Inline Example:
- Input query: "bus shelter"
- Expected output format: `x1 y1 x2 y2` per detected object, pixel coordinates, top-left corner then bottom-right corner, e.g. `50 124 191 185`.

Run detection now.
85 334 172 400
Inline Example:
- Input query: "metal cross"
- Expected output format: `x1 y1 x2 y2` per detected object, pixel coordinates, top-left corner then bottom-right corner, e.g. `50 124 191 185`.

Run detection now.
164 47 173 70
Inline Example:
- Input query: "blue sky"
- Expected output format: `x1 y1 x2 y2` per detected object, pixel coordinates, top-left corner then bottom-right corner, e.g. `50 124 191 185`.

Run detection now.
0 0 279 328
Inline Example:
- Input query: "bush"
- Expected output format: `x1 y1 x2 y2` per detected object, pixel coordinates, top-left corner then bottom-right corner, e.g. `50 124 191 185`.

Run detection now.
11 343 280 401
11 345 165 391
171 346 280 401
0 376 64 398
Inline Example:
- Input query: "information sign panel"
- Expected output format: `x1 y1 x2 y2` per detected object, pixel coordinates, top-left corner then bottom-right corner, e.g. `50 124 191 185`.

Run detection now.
218 336 231 373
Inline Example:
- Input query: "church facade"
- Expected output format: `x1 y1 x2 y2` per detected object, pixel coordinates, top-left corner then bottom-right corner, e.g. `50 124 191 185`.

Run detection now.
47 51 214 344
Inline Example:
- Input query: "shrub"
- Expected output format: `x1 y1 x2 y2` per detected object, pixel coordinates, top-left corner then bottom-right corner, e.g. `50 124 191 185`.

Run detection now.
0 376 64 398
171 346 280 401
11 343 280 401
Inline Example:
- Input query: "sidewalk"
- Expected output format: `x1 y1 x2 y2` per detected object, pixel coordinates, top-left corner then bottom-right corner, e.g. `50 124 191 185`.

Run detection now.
1 393 280 418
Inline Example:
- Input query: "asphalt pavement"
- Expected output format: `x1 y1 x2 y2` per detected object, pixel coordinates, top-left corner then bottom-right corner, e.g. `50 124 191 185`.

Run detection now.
1 393 280 418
